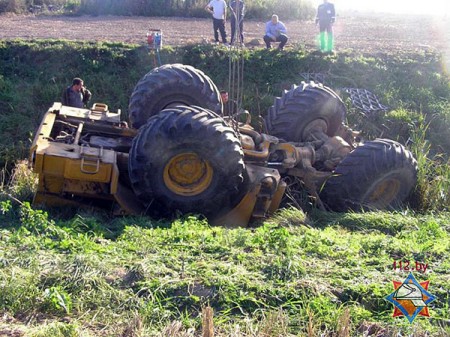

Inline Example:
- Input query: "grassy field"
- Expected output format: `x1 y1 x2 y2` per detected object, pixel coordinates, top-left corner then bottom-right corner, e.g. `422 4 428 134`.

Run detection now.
0 200 449 336
0 39 449 336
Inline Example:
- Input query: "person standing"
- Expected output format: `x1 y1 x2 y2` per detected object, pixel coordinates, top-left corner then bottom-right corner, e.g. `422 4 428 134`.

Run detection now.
230 0 245 45
205 0 228 44
61 77 91 108
315 0 336 53
263 14 288 50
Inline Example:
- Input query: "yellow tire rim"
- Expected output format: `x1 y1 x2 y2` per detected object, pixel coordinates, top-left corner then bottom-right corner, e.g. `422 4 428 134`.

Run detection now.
367 177 401 207
163 152 213 196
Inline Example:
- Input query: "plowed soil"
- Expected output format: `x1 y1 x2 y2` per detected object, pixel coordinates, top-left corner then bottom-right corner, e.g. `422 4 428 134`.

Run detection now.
1 12 449 58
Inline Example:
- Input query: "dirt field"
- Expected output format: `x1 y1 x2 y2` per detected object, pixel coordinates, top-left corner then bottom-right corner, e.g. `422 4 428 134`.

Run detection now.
0 12 449 58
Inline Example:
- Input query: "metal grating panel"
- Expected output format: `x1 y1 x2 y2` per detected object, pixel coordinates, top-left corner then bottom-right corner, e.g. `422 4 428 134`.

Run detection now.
299 73 326 84
343 88 389 114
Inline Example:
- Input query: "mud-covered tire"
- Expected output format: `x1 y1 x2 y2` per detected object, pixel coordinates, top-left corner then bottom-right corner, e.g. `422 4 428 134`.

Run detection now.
265 82 347 142
321 139 418 211
128 63 222 129
128 105 244 218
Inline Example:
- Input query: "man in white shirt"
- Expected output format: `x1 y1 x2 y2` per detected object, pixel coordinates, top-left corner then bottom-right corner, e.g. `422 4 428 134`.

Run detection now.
205 0 228 44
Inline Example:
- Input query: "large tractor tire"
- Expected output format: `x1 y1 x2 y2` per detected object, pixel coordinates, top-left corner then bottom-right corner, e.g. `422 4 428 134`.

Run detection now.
265 82 347 142
128 64 222 129
128 105 245 218
320 139 418 211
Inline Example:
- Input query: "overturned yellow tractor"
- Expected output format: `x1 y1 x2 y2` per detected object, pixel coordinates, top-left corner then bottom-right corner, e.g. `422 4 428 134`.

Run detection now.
30 64 417 226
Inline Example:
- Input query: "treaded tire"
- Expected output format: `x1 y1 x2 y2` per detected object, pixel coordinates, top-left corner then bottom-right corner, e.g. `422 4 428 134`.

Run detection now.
129 63 222 129
128 105 244 218
265 82 347 142
321 139 418 211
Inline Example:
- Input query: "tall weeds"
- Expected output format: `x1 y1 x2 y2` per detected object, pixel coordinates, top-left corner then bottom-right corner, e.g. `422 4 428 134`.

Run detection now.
409 121 450 212
0 159 37 204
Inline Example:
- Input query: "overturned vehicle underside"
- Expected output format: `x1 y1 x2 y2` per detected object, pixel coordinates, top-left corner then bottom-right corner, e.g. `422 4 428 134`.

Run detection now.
30 64 418 226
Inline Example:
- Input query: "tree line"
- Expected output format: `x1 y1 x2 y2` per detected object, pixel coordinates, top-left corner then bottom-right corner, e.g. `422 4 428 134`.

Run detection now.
0 0 315 20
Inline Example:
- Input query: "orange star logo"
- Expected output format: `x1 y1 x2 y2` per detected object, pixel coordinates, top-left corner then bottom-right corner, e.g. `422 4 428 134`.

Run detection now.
386 273 436 323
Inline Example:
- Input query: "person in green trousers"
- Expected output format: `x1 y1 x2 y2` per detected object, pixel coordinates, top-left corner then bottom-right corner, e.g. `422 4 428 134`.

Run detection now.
315 0 336 53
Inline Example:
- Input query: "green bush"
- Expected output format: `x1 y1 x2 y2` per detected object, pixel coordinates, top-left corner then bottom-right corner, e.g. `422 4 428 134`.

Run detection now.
0 0 315 19
244 0 315 20
0 0 67 13
5 0 27 13
0 0 9 12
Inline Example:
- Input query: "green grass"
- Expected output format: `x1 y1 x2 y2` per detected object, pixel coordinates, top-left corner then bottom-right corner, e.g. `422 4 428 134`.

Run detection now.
0 204 449 336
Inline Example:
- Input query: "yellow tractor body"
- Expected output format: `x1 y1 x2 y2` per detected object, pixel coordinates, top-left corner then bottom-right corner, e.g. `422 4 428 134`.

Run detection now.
29 64 418 226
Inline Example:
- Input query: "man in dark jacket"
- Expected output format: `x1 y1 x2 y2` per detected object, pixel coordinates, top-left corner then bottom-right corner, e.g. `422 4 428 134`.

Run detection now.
230 0 245 45
315 0 336 53
62 77 91 108
220 90 238 116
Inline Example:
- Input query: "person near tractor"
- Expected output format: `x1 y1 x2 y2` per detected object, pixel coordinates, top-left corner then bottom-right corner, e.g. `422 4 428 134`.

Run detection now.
221 90 251 123
263 14 288 50
315 0 336 53
229 0 245 45
62 77 91 108
220 90 238 116
205 0 228 44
